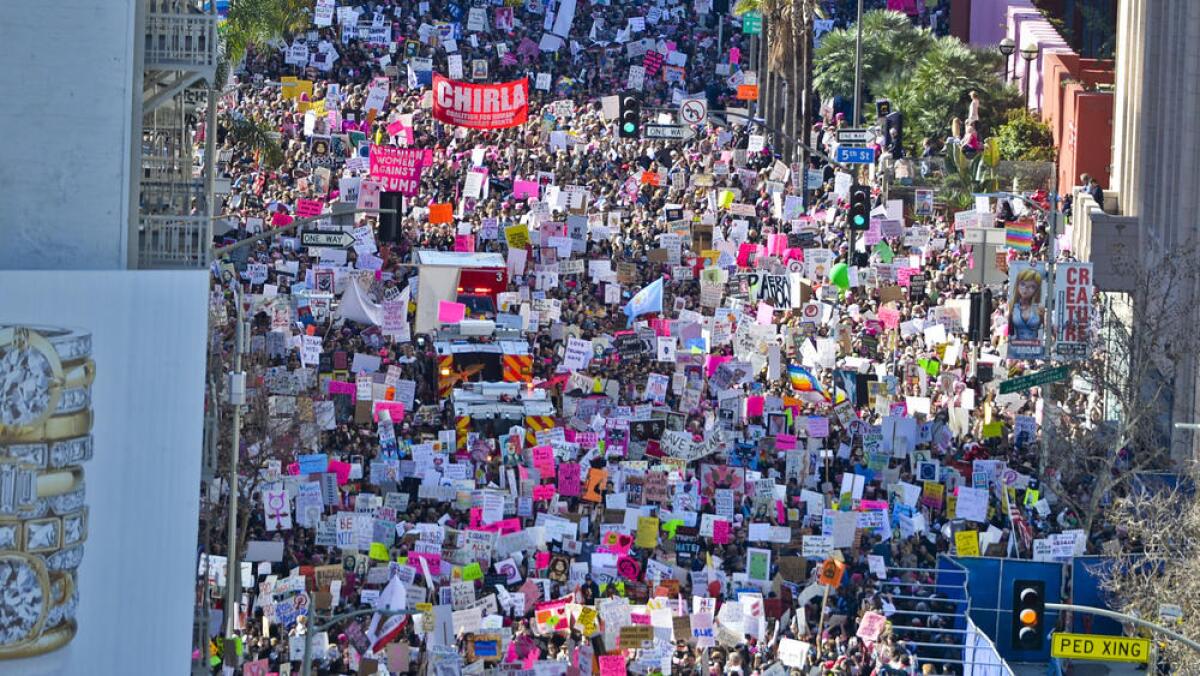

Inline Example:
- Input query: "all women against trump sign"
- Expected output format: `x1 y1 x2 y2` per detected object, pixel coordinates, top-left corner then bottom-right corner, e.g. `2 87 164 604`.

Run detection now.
368 145 424 195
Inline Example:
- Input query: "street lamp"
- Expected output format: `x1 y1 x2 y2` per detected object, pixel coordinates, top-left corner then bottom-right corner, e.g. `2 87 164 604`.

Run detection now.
998 37 1015 82
1020 43 1039 105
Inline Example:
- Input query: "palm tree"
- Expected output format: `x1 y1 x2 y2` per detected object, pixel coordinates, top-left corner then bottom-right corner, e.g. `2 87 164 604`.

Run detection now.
215 0 310 168
223 112 285 169
732 0 825 163
812 10 933 104
221 0 310 66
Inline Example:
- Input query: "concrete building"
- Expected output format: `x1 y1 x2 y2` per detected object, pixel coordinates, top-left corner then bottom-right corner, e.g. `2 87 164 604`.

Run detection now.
1076 0 1200 461
0 1 139 269
0 0 217 270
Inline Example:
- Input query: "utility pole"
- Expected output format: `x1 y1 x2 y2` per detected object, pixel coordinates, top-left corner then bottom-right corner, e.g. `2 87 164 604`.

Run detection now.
852 0 864 127
223 280 246 655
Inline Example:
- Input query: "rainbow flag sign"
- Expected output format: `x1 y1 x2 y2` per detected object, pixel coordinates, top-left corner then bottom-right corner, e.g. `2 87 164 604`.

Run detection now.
1006 219 1035 251
788 365 822 392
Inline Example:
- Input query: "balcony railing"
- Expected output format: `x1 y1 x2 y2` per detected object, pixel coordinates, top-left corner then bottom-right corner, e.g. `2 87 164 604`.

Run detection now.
139 215 210 269
144 12 217 73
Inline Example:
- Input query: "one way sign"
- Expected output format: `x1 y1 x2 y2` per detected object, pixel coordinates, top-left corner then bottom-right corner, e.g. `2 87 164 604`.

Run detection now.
643 124 696 141
301 231 355 248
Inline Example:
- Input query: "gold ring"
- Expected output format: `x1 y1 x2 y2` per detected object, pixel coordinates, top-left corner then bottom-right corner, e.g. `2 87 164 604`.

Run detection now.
0 410 92 444
0 329 91 437
0 551 51 654
36 469 80 499
0 621 75 660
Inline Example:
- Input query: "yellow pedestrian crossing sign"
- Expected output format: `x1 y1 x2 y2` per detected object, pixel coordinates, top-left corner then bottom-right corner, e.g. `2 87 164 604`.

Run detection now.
1050 632 1150 663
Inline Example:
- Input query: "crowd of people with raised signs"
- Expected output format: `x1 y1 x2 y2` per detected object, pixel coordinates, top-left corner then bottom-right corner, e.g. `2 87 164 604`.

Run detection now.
197 0 1107 674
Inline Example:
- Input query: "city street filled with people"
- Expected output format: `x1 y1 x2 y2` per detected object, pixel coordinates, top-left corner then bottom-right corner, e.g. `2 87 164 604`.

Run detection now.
195 1 1129 674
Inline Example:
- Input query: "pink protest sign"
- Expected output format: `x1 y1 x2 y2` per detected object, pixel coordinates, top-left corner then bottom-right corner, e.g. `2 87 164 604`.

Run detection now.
437 300 466 324
372 401 405 423
878 307 901 329
599 655 626 676
408 551 441 575
557 462 581 496
729 47 741 65
454 234 475 252
768 233 787 256
712 519 731 544
328 380 356 399
745 395 765 418
705 355 732 377
513 179 540 200
385 119 408 137
271 212 294 227
533 484 557 501
532 445 555 476
856 611 887 641
327 460 352 485
369 145 424 195
295 199 323 218
478 518 521 534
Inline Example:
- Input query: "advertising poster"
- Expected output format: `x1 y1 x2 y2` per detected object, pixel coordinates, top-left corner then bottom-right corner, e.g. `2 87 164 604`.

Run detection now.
1006 262 1047 361
1052 262 1093 360
432 75 529 129
0 271 208 674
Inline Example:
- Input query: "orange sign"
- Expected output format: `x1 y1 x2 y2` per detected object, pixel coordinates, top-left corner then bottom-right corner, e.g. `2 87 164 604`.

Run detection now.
429 202 453 224
640 171 662 186
582 468 608 503
817 558 846 587
736 85 759 101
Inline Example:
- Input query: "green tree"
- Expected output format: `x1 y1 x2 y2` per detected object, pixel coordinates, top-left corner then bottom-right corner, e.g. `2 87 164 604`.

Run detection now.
220 0 310 67
939 138 1001 210
994 109 1057 161
814 10 1019 145
813 10 933 106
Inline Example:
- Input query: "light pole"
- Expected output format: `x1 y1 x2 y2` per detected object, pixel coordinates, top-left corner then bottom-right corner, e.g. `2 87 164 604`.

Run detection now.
1020 43 1039 107
852 0 864 127
223 281 246 652
998 37 1015 82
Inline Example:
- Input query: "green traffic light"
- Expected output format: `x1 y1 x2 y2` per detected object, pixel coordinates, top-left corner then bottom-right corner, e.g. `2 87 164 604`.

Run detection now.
854 215 865 226
623 122 635 133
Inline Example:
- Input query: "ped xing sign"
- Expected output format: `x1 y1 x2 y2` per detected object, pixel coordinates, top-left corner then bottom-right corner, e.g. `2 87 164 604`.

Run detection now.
1051 633 1149 663
835 146 876 164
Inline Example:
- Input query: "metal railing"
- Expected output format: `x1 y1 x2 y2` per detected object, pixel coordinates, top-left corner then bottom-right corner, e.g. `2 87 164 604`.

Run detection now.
139 214 210 268
144 12 217 73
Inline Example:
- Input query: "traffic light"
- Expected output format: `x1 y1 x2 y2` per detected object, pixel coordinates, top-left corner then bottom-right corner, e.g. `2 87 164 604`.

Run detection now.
1012 580 1045 650
849 184 871 231
875 99 891 118
619 94 641 138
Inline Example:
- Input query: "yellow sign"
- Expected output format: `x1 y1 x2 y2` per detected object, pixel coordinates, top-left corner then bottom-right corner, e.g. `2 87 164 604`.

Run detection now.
954 530 980 557
636 516 660 549
1051 633 1150 663
504 223 530 249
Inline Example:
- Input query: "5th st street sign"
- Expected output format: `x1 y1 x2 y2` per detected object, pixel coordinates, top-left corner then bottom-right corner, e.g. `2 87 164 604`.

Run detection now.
301 231 355 248
834 146 876 164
